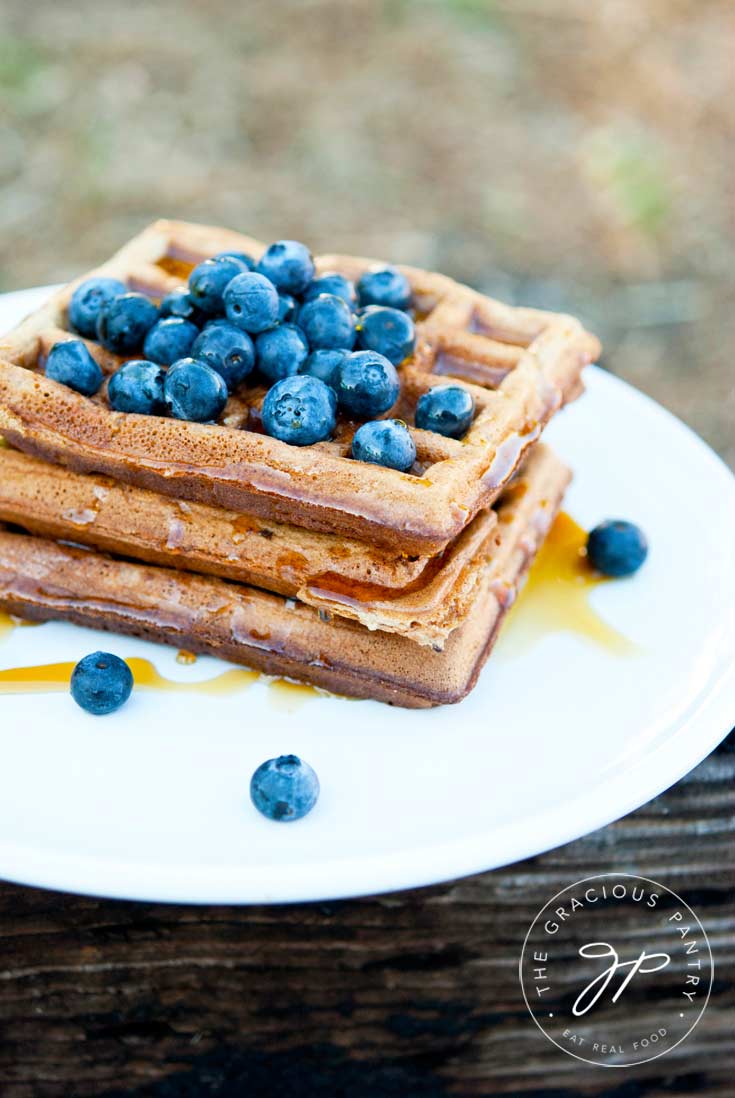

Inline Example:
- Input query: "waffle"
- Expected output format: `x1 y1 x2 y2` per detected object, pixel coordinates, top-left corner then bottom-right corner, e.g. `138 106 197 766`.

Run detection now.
0 219 598 554
0 446 567 648
0 446 470 601
0 449 570 707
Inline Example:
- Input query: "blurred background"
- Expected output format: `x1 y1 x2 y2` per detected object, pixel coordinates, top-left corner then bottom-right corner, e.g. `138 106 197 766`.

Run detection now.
0 0 732 464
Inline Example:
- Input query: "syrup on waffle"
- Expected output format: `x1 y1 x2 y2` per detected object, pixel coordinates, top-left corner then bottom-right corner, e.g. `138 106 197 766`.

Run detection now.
0 446 565 649
0 446 459 599
0 447 570 706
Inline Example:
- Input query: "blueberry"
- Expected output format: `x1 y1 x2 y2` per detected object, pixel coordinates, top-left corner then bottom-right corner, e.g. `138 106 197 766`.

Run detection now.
188 256 247 315
96 293 159 355
249 754 320 822
107 360 166 415
70 651 133 716
277 293 298 322
159 286 205 326
303 272 357 308
68 277 127 338
143 317 198 366
190 322 255 391
256 324 309 382
256 240 315 295
214 249 255 270
262 375 336 446
45 340 103 396
357 305 415 365
587 520 648 577
333 350 400 419
415 384 475 439
297 348 349 385
223 272 280 333
357 265 412 310
297 293 356 351
352 419 416 472
163 358 229 422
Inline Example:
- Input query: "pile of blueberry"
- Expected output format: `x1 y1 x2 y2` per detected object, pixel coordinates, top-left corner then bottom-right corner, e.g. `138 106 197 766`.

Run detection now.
48 240 476 473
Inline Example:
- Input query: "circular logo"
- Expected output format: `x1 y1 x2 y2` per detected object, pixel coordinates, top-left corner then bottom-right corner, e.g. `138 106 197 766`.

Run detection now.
519 873 713 1067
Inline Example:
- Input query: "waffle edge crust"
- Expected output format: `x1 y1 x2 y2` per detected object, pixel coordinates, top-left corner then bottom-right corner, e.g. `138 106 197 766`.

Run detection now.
0 447 570 707
0 219 598 554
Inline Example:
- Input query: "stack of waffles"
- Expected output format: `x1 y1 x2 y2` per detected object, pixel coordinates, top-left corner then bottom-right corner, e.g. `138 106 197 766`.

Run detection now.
0 221 599 706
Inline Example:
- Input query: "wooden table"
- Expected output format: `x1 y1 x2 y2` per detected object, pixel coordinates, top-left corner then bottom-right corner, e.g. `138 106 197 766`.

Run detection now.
0 731 732 1097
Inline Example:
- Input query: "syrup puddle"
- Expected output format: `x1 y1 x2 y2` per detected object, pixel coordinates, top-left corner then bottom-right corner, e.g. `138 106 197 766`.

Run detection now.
0 652 320 710
0 657 257 695
0 612 40 640
498 512 637 656
261 676 323 712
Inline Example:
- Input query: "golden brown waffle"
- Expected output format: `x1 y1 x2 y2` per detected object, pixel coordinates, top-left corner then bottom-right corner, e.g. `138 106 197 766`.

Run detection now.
0 220 598 553
0 449 570 706
0 446 466 601
0 446 563 648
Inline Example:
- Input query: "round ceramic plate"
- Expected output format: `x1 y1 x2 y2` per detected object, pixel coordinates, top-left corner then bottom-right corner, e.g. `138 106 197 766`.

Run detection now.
0 287 733 904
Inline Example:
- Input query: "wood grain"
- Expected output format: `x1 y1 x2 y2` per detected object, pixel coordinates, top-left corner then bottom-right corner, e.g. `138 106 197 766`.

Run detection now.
0 732 732 1097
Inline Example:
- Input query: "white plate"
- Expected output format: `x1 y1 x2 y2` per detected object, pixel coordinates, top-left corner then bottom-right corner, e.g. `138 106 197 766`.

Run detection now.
0 286 733 904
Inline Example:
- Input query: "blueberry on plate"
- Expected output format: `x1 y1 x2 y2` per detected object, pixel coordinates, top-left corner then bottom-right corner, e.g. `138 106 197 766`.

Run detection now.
159 286 205 326
587 520 648 577
303 272 357 308
262 375 336 446
107 360 166 415
277 293 298 322
214 249 255 270
256 323 309 382
188 255 248 314
163 357 229 422
143 317 198 366
297 348 349 385
250 754 320 822
256 240 315 295
223 272 280 333
70 651 133 715
357 305 415 365
68 277 127 338
96 293 159 354
357 265 412 310
45 340 103 396
190 322 255 391
352 419 416 472
333 350 400 419
415 384 475 439
297 293 356 350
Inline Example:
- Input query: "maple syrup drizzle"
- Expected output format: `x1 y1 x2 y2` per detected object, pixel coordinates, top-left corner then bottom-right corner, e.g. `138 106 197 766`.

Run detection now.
0 655 322 711
498 512 636 656
0 657 258 695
